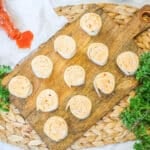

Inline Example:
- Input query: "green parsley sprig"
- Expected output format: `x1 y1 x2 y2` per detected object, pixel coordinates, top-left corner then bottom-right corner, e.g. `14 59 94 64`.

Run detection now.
120 52 150 150
0 65 11 112
0 65 11 79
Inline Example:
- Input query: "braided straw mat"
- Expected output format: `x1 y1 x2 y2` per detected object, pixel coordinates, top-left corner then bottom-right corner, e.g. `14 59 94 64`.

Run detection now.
0 3 149 150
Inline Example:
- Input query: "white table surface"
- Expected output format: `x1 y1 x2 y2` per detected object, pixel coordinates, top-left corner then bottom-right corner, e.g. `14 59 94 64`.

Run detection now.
0 141 135 150
0 0 148 149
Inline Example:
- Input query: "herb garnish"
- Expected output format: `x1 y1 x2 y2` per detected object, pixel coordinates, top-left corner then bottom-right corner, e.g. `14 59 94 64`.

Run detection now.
0 65 11 112
120 52 150 150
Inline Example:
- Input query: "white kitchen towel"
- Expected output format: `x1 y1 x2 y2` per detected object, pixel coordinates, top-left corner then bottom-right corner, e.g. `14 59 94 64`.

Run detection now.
0 0 67 68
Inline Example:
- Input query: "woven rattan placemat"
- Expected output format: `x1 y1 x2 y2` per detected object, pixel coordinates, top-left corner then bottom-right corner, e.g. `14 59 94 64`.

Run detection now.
0 3 149 150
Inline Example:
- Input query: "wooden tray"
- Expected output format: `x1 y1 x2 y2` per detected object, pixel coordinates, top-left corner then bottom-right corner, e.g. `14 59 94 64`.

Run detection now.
3 6 150 150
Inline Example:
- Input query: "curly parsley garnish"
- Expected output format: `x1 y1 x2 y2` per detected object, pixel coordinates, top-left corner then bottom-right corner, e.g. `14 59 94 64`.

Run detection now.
0 65 11 79
120 52 150 150
0 65 11 112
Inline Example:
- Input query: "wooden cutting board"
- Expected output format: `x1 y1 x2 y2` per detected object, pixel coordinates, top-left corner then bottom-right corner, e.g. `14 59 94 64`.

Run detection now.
3 5 150 150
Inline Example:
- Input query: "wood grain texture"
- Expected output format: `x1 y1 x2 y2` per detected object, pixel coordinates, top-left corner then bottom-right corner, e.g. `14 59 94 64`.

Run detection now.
3 6 150 150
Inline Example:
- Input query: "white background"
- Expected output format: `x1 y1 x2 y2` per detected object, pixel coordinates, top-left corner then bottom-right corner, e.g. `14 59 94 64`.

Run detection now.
0 0 149 150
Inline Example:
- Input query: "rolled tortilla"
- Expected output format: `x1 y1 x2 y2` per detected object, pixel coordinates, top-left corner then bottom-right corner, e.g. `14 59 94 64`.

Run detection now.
94 72 115 97
87 43 109 66
43 116 68 142
8 75 33 98
54 35 76 59
36 89 58 112
31 55 53 79
116 51 139 76
66 95 92 120
64 65 85 87
80 13 102 36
